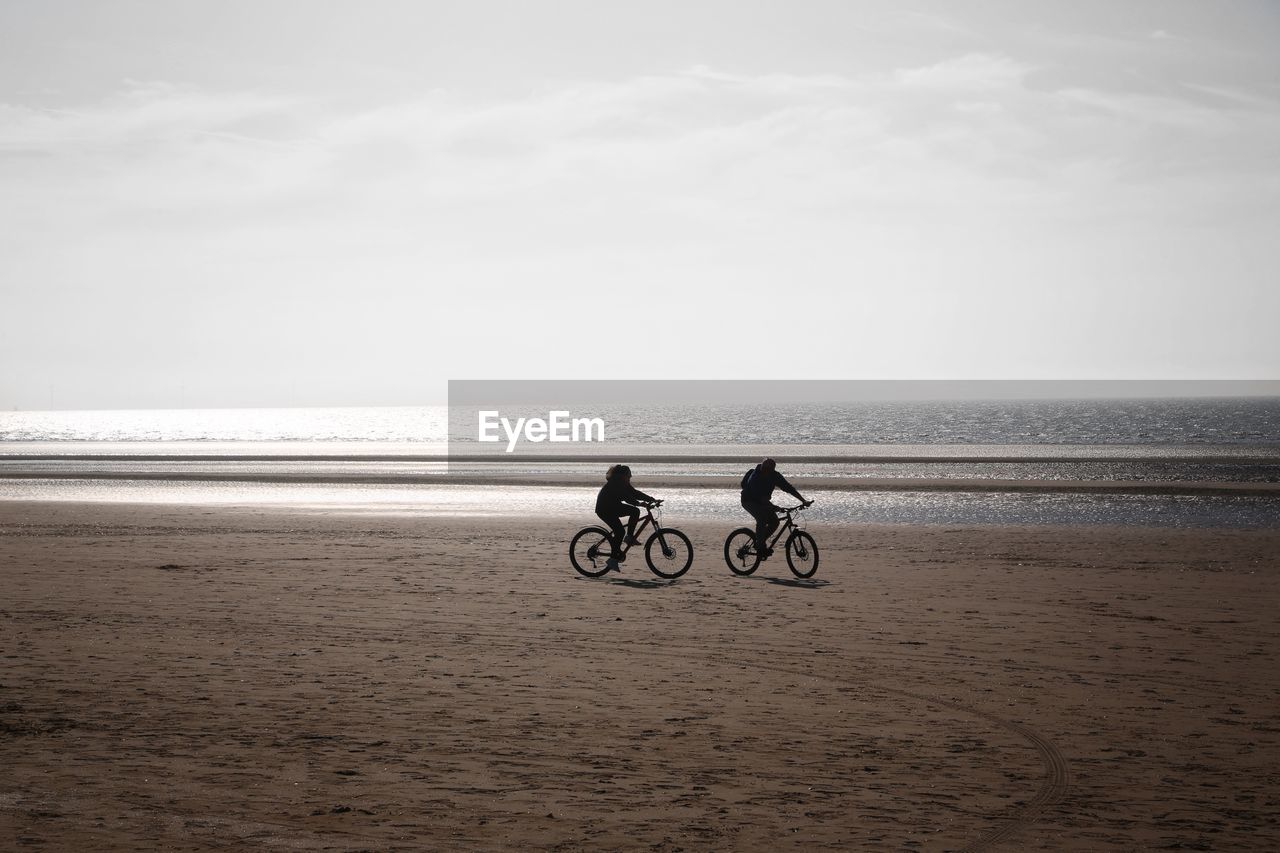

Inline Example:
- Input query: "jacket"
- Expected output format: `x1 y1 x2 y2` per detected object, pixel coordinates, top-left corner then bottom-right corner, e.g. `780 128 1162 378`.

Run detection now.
741 465 802 504
596 479 655 515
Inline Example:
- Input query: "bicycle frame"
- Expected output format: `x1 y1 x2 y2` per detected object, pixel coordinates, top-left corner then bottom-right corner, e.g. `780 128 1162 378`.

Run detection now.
616 504 662 555
761 505 805 551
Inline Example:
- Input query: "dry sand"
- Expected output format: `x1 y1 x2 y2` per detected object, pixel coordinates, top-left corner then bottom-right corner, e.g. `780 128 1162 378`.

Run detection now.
2 501 1278 851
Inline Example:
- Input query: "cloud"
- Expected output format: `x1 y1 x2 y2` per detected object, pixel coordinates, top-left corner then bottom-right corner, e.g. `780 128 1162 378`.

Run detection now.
2 51 1278 404
1 53 1276 300
5 52 1277 240
0 81 300 151
893 53 1031 90
1055 87 1233 131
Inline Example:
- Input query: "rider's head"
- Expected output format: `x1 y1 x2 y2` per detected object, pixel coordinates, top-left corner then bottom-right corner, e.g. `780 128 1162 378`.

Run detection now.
607 464 632 482
761 457 777 472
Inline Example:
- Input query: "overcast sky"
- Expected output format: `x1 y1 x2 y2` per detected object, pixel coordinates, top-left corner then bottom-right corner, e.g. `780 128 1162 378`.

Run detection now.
2 0 1277 409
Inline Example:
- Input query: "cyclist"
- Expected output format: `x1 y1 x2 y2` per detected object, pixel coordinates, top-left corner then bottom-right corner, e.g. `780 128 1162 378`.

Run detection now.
741 457 812 558
596 464 658 571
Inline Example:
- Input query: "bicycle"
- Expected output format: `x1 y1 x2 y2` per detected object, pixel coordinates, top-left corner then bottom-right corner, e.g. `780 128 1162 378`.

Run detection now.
724 502 819 578
570 500 694 579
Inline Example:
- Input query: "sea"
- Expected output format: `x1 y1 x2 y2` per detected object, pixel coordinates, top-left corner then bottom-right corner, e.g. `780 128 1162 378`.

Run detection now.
1 399 1278 528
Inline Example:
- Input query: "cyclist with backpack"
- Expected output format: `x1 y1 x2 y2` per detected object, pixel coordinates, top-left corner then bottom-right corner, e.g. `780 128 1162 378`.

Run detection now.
741 458 812 558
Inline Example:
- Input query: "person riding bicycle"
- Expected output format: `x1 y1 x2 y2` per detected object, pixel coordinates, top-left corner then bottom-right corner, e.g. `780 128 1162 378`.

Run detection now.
596 464 657 570
741 457 811 558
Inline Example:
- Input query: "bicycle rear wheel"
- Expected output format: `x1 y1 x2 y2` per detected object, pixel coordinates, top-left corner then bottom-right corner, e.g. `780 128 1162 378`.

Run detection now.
570 526 616 578
785 530 819 578
724 528 761 576
645 528 693 579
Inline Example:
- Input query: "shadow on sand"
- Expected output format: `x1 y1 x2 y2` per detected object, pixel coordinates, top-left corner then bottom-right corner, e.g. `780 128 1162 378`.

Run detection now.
600 575 682 589
745 575 831 590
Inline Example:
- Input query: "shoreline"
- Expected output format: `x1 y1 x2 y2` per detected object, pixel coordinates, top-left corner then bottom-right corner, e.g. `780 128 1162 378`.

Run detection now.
1 470 1279 496
5 450 1280 464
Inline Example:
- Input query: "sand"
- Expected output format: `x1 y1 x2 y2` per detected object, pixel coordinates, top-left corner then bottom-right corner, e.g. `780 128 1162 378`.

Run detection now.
2 500 1278 850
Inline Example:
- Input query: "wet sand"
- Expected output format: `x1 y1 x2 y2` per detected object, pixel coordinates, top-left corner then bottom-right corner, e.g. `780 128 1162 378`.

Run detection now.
2 501 1278 850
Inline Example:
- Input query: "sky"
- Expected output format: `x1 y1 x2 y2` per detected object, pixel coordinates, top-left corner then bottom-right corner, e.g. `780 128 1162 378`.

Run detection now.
1 0 1278 409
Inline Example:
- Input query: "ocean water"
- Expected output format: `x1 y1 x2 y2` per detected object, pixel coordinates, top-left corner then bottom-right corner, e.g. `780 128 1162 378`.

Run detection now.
1 401 1277 527
1 398 1278 447
4 478 1278 529
457 398 1280 447
0 406 448 445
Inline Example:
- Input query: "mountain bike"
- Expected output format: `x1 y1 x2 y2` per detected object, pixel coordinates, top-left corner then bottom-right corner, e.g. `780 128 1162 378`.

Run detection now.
724 502 819 578
570 500 694 579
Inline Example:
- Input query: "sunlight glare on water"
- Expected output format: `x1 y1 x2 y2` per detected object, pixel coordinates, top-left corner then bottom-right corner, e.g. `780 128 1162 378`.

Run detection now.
0 406 449 444
2 478 1276 528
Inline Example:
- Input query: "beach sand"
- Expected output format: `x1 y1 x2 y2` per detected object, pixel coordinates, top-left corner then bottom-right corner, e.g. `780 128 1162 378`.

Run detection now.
2 501 1277 850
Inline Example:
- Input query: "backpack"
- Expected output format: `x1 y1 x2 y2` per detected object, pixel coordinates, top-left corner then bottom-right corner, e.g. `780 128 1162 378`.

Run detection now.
740 467 755 491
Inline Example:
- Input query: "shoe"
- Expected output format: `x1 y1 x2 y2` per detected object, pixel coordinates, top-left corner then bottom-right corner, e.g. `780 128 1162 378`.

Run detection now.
625 536 642 547
605 558 620 572
760 546 773 560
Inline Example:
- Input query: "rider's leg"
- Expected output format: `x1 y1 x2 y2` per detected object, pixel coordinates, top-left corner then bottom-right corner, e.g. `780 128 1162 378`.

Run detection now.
743 498 775 552
623 505 641 546
760 513 779 553
596 510 625 555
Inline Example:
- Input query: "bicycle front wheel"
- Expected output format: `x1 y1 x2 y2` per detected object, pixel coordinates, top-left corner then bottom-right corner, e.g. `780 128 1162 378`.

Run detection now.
724 528 761 576
645 528 693 579
570 526 616 578
785 530 819 578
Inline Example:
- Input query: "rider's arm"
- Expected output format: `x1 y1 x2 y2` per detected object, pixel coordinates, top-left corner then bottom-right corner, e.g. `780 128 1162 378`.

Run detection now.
775 472 804 503
624 484 657 506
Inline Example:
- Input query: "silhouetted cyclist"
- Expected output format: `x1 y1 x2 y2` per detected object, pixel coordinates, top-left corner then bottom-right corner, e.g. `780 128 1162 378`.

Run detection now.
741 457 811 558
596 464 657 570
